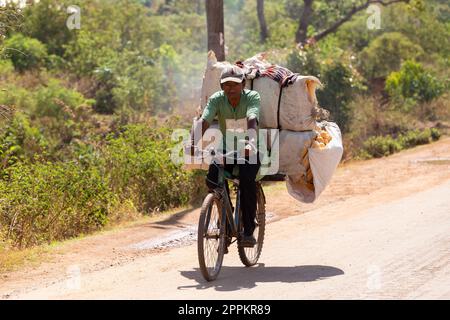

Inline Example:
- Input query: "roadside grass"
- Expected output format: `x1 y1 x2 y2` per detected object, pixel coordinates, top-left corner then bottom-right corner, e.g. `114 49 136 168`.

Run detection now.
0 203 196 274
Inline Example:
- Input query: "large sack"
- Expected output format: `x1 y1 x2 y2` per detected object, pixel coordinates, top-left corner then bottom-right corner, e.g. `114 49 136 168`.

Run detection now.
201 51 323 131
199 51 227 110
278 76 321 131
275 129 316 175
248 76 279 129
286 121 343 203
242 54 322 131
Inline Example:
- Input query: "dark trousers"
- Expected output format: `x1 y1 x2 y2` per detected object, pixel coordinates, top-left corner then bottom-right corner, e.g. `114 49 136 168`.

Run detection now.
206 156 261 236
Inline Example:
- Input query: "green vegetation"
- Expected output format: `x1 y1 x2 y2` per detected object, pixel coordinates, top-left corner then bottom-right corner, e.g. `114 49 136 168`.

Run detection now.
386 60 444 103
0 0 449 250
359 32 424 80
358 128 441 159
0 160 115 248
4 34 48 72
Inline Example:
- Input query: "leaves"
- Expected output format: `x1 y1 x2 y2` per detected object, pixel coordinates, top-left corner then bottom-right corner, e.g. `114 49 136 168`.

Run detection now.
386 60 444 103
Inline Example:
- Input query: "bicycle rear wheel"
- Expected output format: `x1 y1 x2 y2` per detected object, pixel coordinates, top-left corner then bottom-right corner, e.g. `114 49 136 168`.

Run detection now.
197 192 226 281
238 182 266 267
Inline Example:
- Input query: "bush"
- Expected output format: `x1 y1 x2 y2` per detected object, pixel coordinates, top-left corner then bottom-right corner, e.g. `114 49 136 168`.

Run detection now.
0 112 48 169
359 128 441 159
0 80 97 159
3 34 48 72
112 46 179 114
346 95 417 148
0 161 117 248
430 128 441 141
398 129 431 148
21 0 74 56
413 93 450 122
102 121 203 212
0 59 14 77
92 66 118 114
386 60 444 103
35 79 94 119
0 84 36 112
361 135 402 158
359 32 424 80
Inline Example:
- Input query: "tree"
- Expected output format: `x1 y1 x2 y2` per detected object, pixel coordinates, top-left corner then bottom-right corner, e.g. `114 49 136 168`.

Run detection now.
4 34 48 72
205 0 225 61
295 0 411 46
21 0 74 56
0 4 23 55
256 0 269 43
359 32 424 80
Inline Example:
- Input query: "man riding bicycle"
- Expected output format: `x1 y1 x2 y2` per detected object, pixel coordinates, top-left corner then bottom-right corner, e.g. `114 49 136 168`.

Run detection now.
190 65 261 247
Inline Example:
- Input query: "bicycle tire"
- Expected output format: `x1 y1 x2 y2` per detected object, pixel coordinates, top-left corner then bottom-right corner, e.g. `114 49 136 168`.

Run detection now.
238 182 266 267
197 192 226 281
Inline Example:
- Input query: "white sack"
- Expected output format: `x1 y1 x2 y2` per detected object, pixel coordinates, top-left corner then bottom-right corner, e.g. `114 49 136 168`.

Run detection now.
286 122 343 203
276 130 316 175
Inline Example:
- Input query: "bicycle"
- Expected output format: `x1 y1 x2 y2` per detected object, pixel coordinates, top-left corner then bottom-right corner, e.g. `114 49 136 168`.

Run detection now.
195 146 267 281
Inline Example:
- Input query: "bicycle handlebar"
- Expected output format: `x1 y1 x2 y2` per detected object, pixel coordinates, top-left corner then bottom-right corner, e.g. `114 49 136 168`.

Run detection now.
187 140 257 165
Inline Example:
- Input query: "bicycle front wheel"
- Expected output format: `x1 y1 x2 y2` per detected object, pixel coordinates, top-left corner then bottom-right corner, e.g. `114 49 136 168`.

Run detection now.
238 182 266 267
197 192 226 281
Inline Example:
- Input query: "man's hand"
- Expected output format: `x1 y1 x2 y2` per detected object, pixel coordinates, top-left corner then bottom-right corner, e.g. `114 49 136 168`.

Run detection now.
242 138 257 158
244 144 253 157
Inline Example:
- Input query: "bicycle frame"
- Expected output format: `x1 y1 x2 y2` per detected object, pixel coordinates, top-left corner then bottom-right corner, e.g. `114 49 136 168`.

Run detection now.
213 161 242 239
196 148 268 280
194 146 259 242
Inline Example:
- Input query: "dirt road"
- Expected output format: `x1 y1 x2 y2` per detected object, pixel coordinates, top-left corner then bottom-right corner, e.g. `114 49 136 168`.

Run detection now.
1 138 450 299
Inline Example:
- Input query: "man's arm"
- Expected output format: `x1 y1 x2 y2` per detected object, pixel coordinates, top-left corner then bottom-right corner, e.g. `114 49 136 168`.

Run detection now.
190 118 210 146
245 117 258 156
247 117 257 131
245 91 261 156
246 91 260 140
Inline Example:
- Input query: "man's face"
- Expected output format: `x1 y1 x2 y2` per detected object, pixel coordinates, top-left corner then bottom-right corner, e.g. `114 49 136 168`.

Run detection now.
222 81 244 100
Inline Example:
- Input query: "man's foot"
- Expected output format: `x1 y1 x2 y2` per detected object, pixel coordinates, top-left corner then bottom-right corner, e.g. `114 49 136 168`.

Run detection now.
240 234 257 247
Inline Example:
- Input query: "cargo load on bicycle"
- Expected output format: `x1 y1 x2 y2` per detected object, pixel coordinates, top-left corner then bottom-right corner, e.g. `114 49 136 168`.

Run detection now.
186 51 343 203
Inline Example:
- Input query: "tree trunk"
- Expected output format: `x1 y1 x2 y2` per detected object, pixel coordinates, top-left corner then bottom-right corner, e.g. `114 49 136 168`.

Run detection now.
257 0 269 43
205 0 225 61
295 0 314 45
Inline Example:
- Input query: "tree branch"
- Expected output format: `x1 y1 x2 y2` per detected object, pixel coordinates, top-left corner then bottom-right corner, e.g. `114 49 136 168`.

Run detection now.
305 0 410 45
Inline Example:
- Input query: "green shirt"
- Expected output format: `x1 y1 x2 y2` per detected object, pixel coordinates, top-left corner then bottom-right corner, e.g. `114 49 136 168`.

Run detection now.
201 89 260 134
201 89 260 153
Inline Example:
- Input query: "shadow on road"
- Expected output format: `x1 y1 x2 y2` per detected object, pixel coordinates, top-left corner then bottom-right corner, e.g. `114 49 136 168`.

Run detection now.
152 207 198 226
178 264 344 291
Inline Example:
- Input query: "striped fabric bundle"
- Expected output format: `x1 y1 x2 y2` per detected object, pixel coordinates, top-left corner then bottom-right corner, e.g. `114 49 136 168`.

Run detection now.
235 61 298 88
259 65 299 88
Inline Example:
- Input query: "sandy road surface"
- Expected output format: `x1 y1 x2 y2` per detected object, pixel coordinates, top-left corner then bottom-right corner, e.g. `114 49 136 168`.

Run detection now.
1 138 449 299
